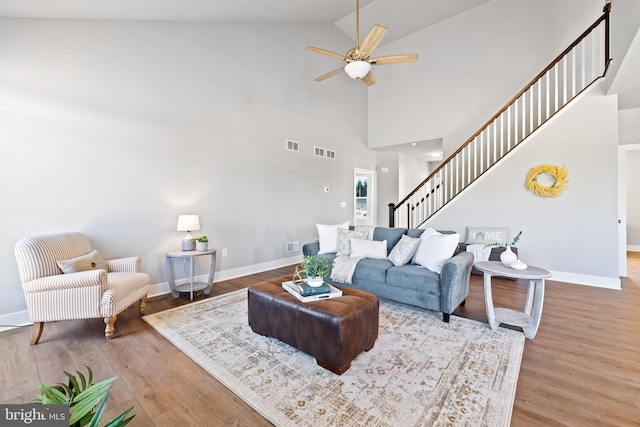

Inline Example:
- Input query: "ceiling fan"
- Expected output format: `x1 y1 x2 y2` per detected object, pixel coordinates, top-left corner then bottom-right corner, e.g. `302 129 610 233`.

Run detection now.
305 0 418 87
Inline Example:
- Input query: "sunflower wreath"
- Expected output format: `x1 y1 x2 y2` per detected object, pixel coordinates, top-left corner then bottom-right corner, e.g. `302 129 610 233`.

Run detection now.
525 165 568 198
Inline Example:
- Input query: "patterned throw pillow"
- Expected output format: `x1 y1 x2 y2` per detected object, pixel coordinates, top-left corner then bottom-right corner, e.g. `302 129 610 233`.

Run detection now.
388 235 421 266
337 229 369 255
57 249 108 274
316 221 350 254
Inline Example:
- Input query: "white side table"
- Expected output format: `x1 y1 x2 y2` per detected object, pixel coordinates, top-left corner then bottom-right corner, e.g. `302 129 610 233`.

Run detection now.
165 249 217 300
475 261 551 339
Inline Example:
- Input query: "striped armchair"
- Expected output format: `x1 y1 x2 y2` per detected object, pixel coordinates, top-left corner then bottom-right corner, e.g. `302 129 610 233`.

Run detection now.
14 232 150 344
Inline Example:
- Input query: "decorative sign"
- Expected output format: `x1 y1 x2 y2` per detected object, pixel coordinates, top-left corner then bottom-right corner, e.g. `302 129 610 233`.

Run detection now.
525 165 568 198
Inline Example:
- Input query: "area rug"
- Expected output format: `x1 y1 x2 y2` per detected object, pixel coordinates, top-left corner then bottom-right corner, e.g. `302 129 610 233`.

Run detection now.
143 287 524 426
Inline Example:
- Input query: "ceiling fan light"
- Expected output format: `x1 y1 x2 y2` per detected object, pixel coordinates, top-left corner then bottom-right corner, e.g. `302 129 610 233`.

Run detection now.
344 61 371 79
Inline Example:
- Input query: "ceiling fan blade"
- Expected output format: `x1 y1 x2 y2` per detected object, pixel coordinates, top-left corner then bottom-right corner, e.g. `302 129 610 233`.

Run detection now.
314 67 344 82
305 46 346 61
369 54 418 65
359 25 387 59
361 71 376 87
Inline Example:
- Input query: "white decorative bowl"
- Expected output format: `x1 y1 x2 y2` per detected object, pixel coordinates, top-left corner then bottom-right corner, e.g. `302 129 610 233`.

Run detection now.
510 260 528 270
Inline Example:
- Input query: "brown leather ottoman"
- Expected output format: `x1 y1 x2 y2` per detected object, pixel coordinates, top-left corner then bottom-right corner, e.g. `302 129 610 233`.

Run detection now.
247 280 379 375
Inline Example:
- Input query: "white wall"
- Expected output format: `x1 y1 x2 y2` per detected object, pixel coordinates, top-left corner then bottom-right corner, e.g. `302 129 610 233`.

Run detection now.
375 152 400 227
398 152 429 197
619 108 640 145
0 19 375 319
368 0 603 154
626 150 640 247
425 82 620 287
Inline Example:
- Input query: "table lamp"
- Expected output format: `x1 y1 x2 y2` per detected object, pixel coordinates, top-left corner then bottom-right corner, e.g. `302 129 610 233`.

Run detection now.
177 214 200 251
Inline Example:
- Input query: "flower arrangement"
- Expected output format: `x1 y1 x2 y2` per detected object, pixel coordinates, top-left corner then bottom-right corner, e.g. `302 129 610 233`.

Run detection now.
484 230 522 248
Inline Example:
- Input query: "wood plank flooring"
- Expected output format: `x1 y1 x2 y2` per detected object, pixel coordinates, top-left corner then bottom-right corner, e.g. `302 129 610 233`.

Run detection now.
2 257 640 426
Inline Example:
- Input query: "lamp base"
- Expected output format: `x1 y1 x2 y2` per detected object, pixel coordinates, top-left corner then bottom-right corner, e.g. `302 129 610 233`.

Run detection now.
182 239 196 251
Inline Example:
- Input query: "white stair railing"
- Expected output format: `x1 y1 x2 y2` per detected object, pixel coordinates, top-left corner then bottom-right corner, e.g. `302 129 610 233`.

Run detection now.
389 4 611 229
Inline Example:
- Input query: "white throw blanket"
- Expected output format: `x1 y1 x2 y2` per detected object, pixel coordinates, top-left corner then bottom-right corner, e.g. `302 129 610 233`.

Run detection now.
466 244 492 264
330 255 363 284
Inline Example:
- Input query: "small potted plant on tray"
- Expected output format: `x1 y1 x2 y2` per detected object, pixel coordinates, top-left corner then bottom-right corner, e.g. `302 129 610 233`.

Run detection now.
196 236 208 252
302 256 332 287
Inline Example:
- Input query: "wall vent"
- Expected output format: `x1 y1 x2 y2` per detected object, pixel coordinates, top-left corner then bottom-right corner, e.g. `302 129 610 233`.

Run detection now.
314 147 325 157
326 150 336 159
286 139 300 152
286 241 300 253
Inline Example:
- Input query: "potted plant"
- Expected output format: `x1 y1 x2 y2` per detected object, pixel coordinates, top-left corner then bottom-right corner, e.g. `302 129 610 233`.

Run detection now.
302 256 332 287
32 366 134 427
485 231 522 267
196 236 208 252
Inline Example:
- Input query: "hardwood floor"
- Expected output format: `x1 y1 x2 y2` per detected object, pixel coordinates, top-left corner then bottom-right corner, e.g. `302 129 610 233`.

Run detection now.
2 257 640 426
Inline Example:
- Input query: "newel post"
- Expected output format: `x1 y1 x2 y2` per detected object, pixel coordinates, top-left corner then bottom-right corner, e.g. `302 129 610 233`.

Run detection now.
388 203 395 228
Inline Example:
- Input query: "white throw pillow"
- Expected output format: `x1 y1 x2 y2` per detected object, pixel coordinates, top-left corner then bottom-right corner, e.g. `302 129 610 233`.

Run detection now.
337 228 368 255
317 221 350 254
388 235 421 267
412 233 460 273
350 238 388 260
466 226 509 244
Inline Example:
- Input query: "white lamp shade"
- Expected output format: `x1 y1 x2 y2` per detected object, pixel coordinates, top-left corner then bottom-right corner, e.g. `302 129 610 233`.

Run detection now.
344 61 371 79
177 214 200 231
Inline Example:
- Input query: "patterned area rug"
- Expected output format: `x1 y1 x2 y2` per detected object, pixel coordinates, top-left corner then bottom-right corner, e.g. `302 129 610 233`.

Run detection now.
143 286 524 426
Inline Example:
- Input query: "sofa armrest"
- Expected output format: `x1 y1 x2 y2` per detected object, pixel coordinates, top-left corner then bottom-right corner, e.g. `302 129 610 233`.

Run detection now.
302 242 320 256
22 270 107 294
105 256 142 273
439 252 474 314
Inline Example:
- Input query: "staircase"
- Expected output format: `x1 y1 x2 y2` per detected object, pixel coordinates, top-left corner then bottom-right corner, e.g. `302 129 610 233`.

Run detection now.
388 4 611 229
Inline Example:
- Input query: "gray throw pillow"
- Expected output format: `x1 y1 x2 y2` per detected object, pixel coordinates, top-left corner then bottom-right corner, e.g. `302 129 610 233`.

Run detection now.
388 235 421 266
57 249 108 274
337 228 369 255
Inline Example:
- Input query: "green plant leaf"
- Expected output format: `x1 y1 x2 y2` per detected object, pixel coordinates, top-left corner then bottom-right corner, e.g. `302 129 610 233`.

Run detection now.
86 366 93 386
87 392 109 427
69 378 116 425
64 370 80 394
77 370 87 391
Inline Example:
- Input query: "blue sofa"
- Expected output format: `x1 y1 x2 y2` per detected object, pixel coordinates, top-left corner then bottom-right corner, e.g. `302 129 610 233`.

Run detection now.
302 227 474 322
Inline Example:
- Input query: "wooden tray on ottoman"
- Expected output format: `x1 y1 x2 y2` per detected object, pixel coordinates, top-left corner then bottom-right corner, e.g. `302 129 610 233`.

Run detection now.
247 281 379 375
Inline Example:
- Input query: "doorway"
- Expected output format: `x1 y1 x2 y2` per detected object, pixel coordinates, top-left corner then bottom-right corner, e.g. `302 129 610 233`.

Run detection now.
618 143 640 277
354 168 375 226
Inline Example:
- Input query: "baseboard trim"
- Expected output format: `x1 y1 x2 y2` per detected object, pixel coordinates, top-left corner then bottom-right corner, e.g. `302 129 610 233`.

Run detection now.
548 270 621 290
627 245 640 252
147 255 303 298
0 310 32 333
1 256 618 333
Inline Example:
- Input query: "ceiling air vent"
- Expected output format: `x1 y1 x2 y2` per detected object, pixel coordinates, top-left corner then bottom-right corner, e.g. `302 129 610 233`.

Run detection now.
326 150 336 159
286 139 300 152
314 147 325 157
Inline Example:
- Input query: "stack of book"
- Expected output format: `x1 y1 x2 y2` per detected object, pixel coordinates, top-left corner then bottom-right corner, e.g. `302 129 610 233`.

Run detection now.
282 280 343 302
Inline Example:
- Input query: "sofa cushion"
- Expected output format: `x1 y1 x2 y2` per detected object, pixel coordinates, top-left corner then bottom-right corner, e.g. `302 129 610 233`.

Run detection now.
337 228 368 255
388 235 420 266
317 222 350 254
386 264 441 294
351 239 387 260
353 258 393 284
412 232 460 273
372 227 408 254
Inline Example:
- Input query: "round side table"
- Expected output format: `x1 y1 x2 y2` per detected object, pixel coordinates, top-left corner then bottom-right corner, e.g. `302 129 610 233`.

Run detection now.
475 260 551 339
165 249 217 300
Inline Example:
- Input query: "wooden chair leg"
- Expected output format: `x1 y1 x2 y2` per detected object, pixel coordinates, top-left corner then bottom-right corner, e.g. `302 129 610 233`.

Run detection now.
139 295 147 315
30 322 44 345
104 316 117 339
